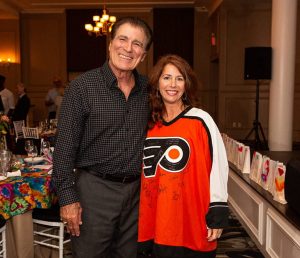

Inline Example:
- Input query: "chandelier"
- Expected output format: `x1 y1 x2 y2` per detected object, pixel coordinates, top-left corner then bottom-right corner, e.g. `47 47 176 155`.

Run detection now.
84 5 117 37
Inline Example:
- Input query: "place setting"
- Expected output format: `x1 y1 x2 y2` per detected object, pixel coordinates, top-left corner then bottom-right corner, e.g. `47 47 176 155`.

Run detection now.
0 149 21 180
0 140 53 181
21 139 53 174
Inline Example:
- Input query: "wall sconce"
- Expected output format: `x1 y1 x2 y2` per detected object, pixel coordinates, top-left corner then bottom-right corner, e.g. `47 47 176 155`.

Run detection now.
0 58 12 67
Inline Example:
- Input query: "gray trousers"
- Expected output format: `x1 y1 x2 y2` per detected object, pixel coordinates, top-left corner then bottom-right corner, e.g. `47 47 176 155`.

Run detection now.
71 169 141 258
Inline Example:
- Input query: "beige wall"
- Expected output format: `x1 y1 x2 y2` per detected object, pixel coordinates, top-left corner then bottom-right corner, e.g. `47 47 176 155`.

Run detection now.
0 18 21 93
218 3 272 140
21 12 67 123
194 8 216 118
1 3 300 141
217 2 300 142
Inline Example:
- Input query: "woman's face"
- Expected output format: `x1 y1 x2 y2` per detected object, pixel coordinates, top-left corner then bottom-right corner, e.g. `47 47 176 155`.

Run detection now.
158 64 185 108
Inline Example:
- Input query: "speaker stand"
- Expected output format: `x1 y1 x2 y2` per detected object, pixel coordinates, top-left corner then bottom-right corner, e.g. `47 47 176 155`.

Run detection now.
244 80 269 150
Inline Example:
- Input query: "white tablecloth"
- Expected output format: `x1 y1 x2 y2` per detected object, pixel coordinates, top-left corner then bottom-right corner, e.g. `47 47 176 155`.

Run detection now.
6 211 61 258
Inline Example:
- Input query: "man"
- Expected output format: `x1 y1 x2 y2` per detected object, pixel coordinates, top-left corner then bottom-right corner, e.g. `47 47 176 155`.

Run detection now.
0 94 4 113
52 16 153 258
12 82 31 123
0 74 15 117
45 76 63 120
54 81 66 120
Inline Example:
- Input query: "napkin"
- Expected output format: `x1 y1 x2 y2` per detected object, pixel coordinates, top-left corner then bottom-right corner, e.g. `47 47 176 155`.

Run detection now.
0 170 21 180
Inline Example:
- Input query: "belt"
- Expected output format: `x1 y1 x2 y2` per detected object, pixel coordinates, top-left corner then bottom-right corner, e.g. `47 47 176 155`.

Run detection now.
85 169 140 183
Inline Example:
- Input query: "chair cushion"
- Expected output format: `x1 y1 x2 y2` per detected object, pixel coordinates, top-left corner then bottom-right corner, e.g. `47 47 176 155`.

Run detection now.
32 204 61 222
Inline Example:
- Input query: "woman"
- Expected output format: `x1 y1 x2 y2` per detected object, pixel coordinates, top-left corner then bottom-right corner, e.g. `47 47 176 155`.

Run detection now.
138 55 229 258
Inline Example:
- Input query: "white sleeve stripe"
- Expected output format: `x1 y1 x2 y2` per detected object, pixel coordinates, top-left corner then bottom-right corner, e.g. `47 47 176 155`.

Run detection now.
185 108 229 203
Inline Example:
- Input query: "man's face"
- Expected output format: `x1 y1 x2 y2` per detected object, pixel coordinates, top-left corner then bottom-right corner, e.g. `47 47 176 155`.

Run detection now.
16 84 24 95
53 80 62 88
109 23 147 73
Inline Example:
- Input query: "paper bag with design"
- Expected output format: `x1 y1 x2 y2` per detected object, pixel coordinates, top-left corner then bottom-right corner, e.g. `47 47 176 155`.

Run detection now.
242 146 251 174
232 140 240 167
226 137 234 163
250 151 263 183
273 162 287 204
259 156 270 189
221 133 229 156
266 159 277 194
237 143 246 171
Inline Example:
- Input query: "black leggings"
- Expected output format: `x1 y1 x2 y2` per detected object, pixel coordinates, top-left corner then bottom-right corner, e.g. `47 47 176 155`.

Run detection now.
153 249 216 258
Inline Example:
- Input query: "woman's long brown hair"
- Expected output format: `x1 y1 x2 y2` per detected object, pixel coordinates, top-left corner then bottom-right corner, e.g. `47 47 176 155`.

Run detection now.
148 54 200 129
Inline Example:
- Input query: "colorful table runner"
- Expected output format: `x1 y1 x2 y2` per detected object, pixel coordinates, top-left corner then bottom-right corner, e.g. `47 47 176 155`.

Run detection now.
0 165 56 219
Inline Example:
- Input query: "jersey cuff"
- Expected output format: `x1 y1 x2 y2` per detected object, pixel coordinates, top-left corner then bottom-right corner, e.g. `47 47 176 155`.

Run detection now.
206 202 229 228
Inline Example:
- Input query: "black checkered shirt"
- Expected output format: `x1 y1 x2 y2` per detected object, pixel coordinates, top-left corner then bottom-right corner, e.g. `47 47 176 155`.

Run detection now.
52 61 149 206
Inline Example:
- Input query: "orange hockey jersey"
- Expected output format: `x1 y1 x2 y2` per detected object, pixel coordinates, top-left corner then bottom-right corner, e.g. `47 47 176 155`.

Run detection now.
138 107 229 257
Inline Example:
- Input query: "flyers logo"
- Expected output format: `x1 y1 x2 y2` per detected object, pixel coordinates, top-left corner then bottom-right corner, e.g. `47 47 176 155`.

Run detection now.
143 137 190 177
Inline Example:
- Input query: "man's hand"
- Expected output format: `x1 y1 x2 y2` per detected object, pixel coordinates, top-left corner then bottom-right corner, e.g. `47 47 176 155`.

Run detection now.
60 202 82 236
207 228 223 242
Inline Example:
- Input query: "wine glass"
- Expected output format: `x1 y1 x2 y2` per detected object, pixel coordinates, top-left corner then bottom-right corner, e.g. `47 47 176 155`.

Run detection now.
41 140 50 156
24 140 34 156
0 150 12 177
38 121 45 134
28 145 38 170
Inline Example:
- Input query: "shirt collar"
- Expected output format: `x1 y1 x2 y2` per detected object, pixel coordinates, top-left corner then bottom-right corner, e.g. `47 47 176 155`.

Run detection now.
101 61 142 92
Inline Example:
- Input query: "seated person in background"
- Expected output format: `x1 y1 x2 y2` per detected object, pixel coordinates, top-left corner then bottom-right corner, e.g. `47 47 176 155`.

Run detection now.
0 74 15 117
12 82 31 124
45 76 63 120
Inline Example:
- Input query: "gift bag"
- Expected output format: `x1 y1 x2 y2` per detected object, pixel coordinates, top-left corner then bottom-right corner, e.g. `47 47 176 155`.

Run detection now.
259 156 270 189
250 151 263 183
237 143 245 171
266 159 277 193
273 162 287 204
232 140 240 167
227 137 235 163
242 146 251 174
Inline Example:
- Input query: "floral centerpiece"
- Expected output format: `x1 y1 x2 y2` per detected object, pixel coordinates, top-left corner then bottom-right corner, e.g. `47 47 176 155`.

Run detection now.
0 113 10 150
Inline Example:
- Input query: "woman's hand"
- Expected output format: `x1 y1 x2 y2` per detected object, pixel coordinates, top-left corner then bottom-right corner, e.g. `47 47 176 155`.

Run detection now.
207 228 223 242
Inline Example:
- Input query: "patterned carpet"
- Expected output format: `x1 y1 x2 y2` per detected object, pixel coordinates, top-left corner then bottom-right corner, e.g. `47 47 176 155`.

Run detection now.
215 209 265 258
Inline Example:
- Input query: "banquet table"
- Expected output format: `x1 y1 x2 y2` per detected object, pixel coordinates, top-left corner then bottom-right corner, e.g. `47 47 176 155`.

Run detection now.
0 162 56 258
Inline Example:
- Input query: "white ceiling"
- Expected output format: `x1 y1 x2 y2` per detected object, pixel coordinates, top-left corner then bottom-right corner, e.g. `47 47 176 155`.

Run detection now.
0 0 212 19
